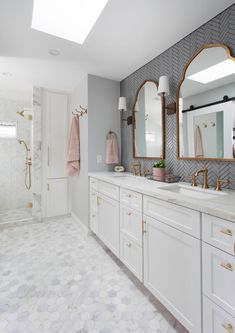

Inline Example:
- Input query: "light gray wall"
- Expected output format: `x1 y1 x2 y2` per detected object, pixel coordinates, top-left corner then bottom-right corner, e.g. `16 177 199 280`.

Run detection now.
88 75 120 172
70 74 120 226
69 75 88 225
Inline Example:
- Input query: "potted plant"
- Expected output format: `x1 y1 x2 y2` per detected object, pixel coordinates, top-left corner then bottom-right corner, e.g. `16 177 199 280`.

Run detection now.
153 160 166 181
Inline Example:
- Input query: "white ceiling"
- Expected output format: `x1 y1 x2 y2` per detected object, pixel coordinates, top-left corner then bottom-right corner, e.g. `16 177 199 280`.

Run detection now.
0 0 234 97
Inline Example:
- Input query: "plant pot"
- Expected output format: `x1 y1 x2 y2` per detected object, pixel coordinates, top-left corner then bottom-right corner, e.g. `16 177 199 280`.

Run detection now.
153 167 165 181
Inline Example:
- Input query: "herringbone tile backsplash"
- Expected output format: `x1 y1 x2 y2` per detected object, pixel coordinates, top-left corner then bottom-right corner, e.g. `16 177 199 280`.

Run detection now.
120 4 235 189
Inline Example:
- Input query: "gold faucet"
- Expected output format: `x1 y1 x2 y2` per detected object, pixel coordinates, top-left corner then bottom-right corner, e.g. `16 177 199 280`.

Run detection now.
193 167 209 189
130 162 141 176
215 178 230 191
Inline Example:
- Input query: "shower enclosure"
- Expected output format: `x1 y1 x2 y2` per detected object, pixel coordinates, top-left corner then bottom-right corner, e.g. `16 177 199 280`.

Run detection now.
0 96 34 224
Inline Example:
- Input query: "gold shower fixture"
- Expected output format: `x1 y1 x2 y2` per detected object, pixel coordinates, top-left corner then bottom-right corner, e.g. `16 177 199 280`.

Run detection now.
18 139 32 190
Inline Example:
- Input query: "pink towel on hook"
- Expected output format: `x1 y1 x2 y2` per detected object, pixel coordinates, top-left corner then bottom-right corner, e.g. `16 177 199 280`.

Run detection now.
67 116 80 176
106 132 119 164
194 125 204 157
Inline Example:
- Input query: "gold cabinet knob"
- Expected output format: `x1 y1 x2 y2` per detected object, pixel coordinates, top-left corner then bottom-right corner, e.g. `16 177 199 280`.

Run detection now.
222 323 233 333
126 242 132 248
220 228 232 236
220 262 233 272
127 212 131 216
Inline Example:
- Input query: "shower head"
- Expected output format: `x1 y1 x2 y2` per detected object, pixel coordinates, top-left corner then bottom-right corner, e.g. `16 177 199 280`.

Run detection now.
16 110 25 117
18 139 30 152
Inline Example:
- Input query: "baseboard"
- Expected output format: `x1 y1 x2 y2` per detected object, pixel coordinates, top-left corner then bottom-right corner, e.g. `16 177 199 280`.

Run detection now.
71 212 89 234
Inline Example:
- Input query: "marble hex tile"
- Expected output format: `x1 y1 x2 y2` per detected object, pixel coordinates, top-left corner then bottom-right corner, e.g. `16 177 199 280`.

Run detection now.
0 217 188 333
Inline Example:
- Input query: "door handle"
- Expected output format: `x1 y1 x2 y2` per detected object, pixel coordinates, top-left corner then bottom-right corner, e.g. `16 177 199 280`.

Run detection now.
47 147 50 167
142 220 147 234
47 184 50 191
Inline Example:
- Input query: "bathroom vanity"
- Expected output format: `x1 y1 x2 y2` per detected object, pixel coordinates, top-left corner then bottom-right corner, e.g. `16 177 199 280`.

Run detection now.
89 172 235 333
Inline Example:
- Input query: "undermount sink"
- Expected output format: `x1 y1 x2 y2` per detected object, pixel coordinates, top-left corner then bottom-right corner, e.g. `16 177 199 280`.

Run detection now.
158 183 227 200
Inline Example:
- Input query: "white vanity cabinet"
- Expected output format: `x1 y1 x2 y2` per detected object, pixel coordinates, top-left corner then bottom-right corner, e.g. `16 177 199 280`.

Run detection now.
89 175 235 333
202 213 235 331
120 188 143 280
143 199 201 333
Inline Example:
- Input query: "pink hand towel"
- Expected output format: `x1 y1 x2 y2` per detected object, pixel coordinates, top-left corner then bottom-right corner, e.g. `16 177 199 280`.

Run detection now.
106 132 119 164
67 116 80 176
194 125 204 158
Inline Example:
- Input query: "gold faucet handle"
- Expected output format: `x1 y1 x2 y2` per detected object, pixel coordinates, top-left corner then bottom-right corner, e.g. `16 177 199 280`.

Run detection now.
142 168 150 177
215 178 230 191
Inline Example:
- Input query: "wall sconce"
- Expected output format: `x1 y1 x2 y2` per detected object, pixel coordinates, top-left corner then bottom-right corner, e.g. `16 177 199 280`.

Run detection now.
158 75 176 115
118 97 132 125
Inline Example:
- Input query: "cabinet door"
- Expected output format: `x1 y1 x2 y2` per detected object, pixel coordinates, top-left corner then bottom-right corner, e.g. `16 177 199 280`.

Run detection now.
46 178 68 217
98 194 119 257
46 92 68 178
144 215 201 333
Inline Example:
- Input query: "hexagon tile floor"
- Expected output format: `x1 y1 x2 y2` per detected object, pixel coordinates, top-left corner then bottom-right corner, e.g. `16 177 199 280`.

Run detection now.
0 217 188 333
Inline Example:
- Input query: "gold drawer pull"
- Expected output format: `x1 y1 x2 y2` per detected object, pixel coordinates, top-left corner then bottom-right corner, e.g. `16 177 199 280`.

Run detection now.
220 229 233 236
220 262 233 272
222 323 233 333
97 196 101 206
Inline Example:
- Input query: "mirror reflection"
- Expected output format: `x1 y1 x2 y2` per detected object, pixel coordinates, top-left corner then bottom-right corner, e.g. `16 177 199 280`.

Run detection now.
133 80 164 159
178 45 235 160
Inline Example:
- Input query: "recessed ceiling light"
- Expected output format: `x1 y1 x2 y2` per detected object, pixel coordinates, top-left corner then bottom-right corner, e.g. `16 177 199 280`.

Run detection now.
2 72 12 77
31 0 109 44
49 49 60 56
187 59 235 84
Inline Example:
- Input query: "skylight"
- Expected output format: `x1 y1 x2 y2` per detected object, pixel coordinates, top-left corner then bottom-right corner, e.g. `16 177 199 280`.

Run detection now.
31 0 109 44
187 59 235 84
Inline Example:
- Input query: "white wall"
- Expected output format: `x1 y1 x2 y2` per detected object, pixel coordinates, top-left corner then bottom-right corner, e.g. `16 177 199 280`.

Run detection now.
69 74 120 226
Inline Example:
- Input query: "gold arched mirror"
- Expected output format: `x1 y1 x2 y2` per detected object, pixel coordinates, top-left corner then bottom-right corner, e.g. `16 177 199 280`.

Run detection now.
176 44 235 161
132 80 165 159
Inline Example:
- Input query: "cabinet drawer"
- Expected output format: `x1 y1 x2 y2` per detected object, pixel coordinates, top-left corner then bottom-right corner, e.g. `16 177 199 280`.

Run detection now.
203 242 235 317
202 214 235 256
90 177 98 191
98 180 119 200
90 190 98 212
143 196 200 237
90 210 98 234
203 296 235 333
120 232 143 281
120 188 142 212
120 205 142 245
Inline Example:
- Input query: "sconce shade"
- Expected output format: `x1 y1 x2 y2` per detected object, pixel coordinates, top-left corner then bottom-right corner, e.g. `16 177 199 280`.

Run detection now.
158 75 170 96
118 97 127 111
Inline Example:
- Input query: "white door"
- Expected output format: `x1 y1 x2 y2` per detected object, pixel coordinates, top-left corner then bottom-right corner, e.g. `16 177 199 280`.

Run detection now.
46 178 68 217
98 194 119 257
46 92 68 178
143 215 201 333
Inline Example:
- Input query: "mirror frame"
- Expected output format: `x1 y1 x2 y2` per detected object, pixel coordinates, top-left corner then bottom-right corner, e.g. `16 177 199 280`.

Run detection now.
132 80 165 160
176 43 235 161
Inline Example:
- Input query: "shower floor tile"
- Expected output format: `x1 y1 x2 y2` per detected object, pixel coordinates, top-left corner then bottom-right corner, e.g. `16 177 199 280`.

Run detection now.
0 207 32 225
0 217 188 333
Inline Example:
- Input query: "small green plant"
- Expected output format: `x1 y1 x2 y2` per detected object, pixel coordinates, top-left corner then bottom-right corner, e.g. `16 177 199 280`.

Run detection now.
153 160 165 168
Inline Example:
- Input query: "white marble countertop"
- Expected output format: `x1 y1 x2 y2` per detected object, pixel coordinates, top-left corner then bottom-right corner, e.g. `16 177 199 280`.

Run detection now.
88 172 235 223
